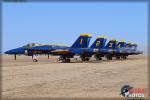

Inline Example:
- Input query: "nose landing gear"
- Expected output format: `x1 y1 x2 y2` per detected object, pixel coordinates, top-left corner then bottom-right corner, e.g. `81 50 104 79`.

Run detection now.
33 59 38 62
32 55 38 62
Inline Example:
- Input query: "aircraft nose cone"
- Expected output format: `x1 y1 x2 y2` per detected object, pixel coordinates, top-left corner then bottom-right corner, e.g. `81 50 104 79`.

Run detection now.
5 50 11 54
5 47 25 54
5 49 16 54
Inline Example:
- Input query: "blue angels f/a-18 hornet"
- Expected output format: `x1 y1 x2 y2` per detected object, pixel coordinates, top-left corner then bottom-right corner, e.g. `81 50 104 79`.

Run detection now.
5 34 92 62
5 34 142 63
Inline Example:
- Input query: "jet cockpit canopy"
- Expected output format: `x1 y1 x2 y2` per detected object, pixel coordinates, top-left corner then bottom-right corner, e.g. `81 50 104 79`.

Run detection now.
23 43 43 48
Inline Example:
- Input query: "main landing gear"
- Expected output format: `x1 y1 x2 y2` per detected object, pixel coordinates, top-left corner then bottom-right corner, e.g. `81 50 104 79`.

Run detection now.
80 56 90 61
116 56 120 60
115 56 127 60
94 55 102 61
121 56 127 60
57 56 71 63
106 55 112 60
106 55 127 60
62 58 70 63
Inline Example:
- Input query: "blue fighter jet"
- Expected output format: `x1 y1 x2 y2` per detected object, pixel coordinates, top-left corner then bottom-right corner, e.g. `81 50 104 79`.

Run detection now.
89 39 142 60
91 38 119 60
105 41 143 60
118 42 143 56
5 34 142 63
5 34 92 62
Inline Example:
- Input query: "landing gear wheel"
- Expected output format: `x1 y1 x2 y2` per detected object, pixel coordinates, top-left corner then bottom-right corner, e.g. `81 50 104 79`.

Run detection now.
94 55 102 61
62 59 66 63
81 58 85 61
109 57 112 60
106 56 112 60
85 58 90 61
66 59 70 63
57 58 61 61
81 57 90 61
96 57 102 61
80 57 85 61
62 58 70 63
121 56 127 60
116 56 120 60
33 59 37 62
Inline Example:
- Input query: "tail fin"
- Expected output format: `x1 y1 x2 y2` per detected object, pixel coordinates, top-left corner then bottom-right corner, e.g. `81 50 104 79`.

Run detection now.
71 34 92 48
105 39 118 49
90 36 107 49
117 40 126 48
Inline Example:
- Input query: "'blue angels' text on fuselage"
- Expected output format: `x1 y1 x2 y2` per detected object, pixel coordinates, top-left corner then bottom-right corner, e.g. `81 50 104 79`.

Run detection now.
5 34 142 63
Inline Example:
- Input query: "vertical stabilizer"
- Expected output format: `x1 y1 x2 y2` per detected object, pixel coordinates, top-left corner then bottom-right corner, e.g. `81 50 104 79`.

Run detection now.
105 39 118 49
71 34 92 48
90 36 107 49
117 40 126 48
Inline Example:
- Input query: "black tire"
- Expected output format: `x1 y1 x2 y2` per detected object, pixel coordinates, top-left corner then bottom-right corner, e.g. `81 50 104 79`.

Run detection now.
85 58 90 61
62 59 66 63
57 58 61 61
124 56 127 59
109 56 112 60
66 59 70 63
106 56 112 60
116 56 120 60
95 55 102 61
121 56 127 60
106 56 109 60
33 59 37 62
62 58 70 63
96 57 102 61
80 56 85 61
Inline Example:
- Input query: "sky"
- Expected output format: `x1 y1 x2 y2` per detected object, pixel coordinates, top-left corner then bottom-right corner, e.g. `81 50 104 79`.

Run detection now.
2 2 148 54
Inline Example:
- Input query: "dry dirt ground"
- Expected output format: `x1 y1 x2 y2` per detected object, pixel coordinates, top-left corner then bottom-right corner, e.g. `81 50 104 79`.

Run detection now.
1 55 148 99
